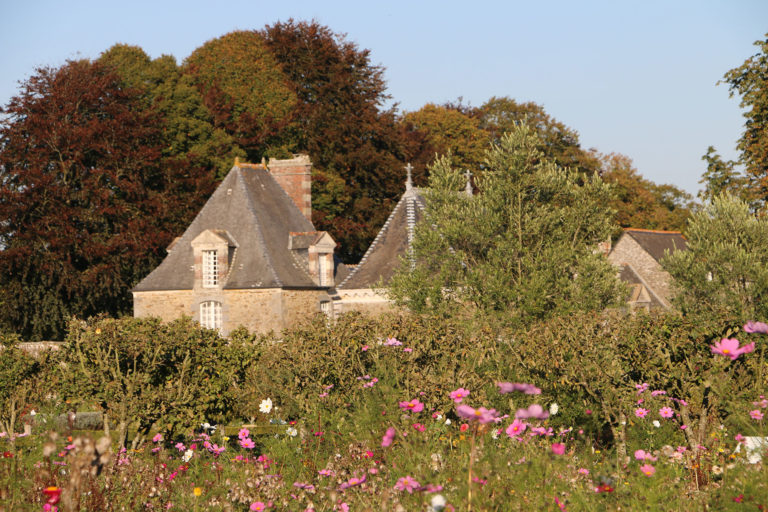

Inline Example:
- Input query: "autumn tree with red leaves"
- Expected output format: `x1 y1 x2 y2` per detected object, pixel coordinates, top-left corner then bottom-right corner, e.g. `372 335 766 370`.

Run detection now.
0 60 215 339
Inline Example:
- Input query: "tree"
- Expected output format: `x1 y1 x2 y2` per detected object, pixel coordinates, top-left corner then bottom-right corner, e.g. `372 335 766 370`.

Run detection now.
402 103 490 171
387 124 625 327
600 153 694 233
698 146 748 205
99 44 244 179
662 194 768 321
722 34 768 206
0 60 215 339
477 96 601 174
184 31 297 159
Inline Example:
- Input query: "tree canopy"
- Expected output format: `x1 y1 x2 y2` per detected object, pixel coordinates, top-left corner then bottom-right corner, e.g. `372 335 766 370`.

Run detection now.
0 60 215 339
387 124 625 327
662 194 768 321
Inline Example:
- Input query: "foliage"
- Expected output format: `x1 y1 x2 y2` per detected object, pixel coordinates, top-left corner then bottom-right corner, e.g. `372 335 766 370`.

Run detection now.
59 316 249 448
388 124 626 327
477 96 602 174
662 194 768 321
183 31 297 158
261 20 413 261
699 146 750 206
402 103 490 171
99 44 244 179
0 336 45 440
600 152 694 234
721 34 768 209
0 60 215 340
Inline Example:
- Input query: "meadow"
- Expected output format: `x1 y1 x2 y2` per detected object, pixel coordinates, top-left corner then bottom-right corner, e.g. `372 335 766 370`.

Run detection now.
0 311 766 511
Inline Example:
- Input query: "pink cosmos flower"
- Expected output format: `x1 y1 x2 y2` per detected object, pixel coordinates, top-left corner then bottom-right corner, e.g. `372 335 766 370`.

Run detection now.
393 476 420 493
651 390 667 397
450 388 470 403
634 449 658 461
744 321 768 334
175 443 185 452
497 382 542 395
750 409 764 420
403 347 413 352
635 408 649 418
711 338 755 360
240 438 255 450
152 434 163 443
412 423 426 432
399 399 424 413
754 398 768 408
238 428 250 440
318 469 335 476
640 464 656 476
636 383 649 394
506 419 528 438
339 475 366 490
381 427 396 448
578 468 590 475
361 345 369 351
551 443 566 455
515 404 550 420
659 407 674 418
385 337 402 346
456 405 499 423
734 433 745 443
250 502 266 511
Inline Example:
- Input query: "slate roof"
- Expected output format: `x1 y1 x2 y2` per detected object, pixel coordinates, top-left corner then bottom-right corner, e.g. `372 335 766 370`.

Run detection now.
624 228 687 262
134 164 347 291
338 186 426 289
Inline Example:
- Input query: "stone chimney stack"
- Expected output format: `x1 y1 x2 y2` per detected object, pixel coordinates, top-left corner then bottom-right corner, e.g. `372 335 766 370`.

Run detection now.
267 155 313 222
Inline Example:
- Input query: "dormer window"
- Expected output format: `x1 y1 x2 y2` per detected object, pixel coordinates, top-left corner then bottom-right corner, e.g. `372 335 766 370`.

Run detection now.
202 250 219 288
191 230 237 290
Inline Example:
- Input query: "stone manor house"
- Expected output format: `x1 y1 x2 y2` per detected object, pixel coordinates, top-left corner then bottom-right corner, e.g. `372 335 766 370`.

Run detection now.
133 156 686 334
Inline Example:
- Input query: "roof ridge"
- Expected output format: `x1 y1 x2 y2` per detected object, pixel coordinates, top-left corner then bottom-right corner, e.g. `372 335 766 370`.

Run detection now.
236 168 284 287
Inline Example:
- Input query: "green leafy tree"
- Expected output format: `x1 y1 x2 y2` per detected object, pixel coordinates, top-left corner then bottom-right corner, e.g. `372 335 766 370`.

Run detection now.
99 44 244 178
388 124 625 327
662 194 768 320
402 103 490 171
184 31 297 158
0 60 215 339
600 152 694 233
721 34 768 206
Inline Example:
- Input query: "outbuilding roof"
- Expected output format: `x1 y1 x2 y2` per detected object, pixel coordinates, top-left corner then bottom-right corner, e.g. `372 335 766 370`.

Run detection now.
624 228 687 262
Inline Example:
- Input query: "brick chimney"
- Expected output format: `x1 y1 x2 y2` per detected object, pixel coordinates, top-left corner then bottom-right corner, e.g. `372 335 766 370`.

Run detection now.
267 155 312 221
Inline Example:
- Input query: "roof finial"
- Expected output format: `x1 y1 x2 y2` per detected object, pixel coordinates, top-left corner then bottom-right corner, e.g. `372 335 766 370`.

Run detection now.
464 169 473 196
405 163 414 192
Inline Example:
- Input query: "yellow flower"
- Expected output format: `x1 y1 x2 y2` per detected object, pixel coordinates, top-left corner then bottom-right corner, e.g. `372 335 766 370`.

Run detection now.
223 436 230 442
193 487 202 497
95 328 101 334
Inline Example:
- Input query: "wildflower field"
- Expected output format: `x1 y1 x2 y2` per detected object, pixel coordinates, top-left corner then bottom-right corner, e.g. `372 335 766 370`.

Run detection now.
1 311 766 511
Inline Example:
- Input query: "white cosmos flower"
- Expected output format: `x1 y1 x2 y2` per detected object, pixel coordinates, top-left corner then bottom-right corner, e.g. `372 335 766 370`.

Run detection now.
430 494 447 511
549 403 559 416
182 449 193 462
653 420 661 428
286 427 298 437
445 418 452 425
259 398 273 414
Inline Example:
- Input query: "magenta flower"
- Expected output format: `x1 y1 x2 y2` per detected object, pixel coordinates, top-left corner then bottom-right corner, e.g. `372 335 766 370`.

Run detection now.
744 321 768 334
393 476 420 493
412 423 426 432
339 475 366 490
250 502 266 512
551 443 566 455
634 449 657 461
238 428 250 440
640 464 656 476
635 408 649 418
711 338 756 360
152 434 163 443
399 399 424 413
381 427 396 447
515 404 550 420
497 382 542 395
750 409 764 420
659 407 674 418
239 438 255 450
506 419 528 438
450 388 470 403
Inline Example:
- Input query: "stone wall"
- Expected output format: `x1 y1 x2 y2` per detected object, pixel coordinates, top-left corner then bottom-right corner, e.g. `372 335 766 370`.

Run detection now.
608 236 673 307
336 289 398 317
133 290 196 322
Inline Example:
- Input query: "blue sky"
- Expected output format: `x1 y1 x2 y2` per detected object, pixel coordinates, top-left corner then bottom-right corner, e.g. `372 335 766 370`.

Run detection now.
1 0 766 196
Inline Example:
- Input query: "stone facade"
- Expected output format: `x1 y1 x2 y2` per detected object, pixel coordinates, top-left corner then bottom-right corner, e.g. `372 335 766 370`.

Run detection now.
607 229 687 309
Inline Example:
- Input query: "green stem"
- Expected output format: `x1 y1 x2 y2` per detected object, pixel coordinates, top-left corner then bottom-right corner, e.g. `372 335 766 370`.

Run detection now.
467 424 476 511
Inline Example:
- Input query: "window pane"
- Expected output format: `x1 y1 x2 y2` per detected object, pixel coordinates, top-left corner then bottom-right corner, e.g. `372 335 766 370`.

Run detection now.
203 250 218 287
